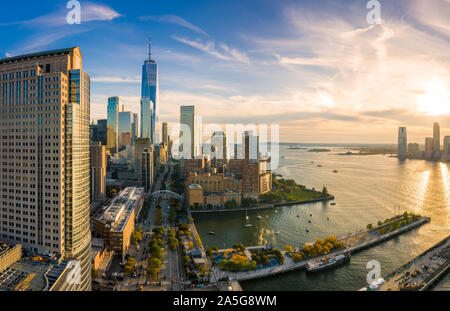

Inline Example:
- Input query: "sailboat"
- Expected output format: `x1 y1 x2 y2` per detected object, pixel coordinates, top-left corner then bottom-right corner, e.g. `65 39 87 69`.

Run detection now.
208 224 216 235
245 210 253 227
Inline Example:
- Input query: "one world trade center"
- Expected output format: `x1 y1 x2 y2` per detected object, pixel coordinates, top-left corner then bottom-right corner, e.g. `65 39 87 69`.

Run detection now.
141 35 160 144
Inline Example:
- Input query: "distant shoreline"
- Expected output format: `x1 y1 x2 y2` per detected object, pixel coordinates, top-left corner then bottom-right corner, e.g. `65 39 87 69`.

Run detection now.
190 196 335 213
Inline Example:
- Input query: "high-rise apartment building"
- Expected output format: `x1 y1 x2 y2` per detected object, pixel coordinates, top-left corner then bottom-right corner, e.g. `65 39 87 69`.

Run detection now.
180 105 196 159
433 122 440 152
141 36 160 144
444 136 450 157
244 131 260 162
107 96 120 154
162 122 168 146
0 47 92 290
397 127 407 158
91 142 106 202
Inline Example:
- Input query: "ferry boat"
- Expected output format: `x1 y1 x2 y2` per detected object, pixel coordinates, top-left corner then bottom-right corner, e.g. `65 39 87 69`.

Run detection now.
306 252 351 272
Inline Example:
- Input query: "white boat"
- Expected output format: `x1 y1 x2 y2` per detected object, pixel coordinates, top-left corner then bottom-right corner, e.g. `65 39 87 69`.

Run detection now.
275 231 280 235
257 215 262 220
245 210 252 227
306 252 351 272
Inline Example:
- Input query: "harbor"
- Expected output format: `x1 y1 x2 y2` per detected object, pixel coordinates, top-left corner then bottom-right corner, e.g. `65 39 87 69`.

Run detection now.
207 215 431 283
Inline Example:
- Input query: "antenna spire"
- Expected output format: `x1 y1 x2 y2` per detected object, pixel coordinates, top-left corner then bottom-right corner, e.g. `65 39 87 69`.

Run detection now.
148 34 152 61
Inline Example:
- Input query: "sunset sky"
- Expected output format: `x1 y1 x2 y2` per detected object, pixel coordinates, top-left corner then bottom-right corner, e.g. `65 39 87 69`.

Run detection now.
1 0 449 143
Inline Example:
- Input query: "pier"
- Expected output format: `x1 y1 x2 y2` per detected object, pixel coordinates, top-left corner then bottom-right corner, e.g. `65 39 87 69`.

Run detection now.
209 216 431 283
361 235 449 291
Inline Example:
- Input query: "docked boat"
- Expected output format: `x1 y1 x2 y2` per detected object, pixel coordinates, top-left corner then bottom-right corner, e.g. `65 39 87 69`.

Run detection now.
275 231 280 235
257 215 262 220
330 203 336 206
208 231 216 235
245 210 253 227
306 252 351 272
333 170 338 173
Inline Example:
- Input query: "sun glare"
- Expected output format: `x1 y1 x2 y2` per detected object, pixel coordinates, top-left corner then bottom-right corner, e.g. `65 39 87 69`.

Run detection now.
417 78 450 116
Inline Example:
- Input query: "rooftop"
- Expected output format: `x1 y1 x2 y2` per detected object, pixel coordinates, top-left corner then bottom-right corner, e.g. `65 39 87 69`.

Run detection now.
0 47 80 64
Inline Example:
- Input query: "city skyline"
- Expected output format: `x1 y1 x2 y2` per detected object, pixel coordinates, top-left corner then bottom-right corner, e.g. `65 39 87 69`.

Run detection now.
1 0 449 144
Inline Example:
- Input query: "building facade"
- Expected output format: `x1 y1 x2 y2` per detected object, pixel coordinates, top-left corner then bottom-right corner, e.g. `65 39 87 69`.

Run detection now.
107 96 120 154
397 127 407 158
141 36 160 144
91 142 106 202
0 47 92 290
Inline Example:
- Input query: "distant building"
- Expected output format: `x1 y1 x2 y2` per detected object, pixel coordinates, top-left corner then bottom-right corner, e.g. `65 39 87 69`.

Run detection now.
0 242 21 272
132 113 139 145
90 122 98 142
93 188 144 261
141 35 160 144
91 142 107 202
444 136 450 161
135 138 152 186
211 131 227 164
140 98 153 142
407 143 419 155
184 156 208 179
97 119 107 145
425 137 433 160
142 148 154 193
244 131 260 162
397 127 407 158
162 122 168 146
121 132 131 147
107 96 120 154
433 122 440 152
180 105 201 158
118 111 133 148
187 184 204 207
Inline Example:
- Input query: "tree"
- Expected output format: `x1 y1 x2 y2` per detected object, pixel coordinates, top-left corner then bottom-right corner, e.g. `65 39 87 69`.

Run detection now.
91 268 99 279
367 224 373 230
321 186 329 196
284 245 294 252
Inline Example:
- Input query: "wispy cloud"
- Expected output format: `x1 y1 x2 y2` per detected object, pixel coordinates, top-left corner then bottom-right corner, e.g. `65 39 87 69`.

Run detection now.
140 15 208 36
91 76 141 83
172 36 250 63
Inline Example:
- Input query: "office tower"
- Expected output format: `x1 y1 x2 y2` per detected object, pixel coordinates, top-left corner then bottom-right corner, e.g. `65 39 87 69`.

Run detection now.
91 142 106 202
407 143 419 154
244 131 260 162
140 98 153 141
211 131 227 160
180 105 195 158
162 122 168 146
132 113 139 145
433 122 440 152
0 47 92 290
121 132 131 146
118 111 132 148
97 119 107 146
107 96 120 154
135 138 152 186
397 127 407 157
425 137 433 152
444 136 450 157
141 36 160 144
90 121 98 142
142 148 154 193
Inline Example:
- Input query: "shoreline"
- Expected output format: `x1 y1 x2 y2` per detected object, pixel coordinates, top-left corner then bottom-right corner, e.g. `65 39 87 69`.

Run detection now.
190 196 335 214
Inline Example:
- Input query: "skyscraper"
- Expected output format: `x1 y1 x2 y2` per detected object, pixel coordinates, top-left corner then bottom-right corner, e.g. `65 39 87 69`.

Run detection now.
244 131 260 162
97 119 107 146
91 142 106 202
162 122 168 146
141 35 159 144
180 105 196 159
140 98 153 141
433 122 440 152
0 47 92 290
107 96 120 153
132 113 139 145
211 131 227 160
118 110 132 148
397 127 407 158
444 136 450 157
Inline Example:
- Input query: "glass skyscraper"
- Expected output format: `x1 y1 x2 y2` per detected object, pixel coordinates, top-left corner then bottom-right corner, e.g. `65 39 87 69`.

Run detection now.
107 96 120 153
141 36 159 144
118 111 133 147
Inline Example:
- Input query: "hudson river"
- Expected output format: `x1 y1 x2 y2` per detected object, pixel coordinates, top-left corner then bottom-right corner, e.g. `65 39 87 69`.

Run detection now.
193 144 449 290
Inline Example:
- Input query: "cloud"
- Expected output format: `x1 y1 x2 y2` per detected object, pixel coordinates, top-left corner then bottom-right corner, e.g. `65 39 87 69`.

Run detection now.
0 2 121 27
91 76 141 83
172 36 250 63
140 15 207 36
